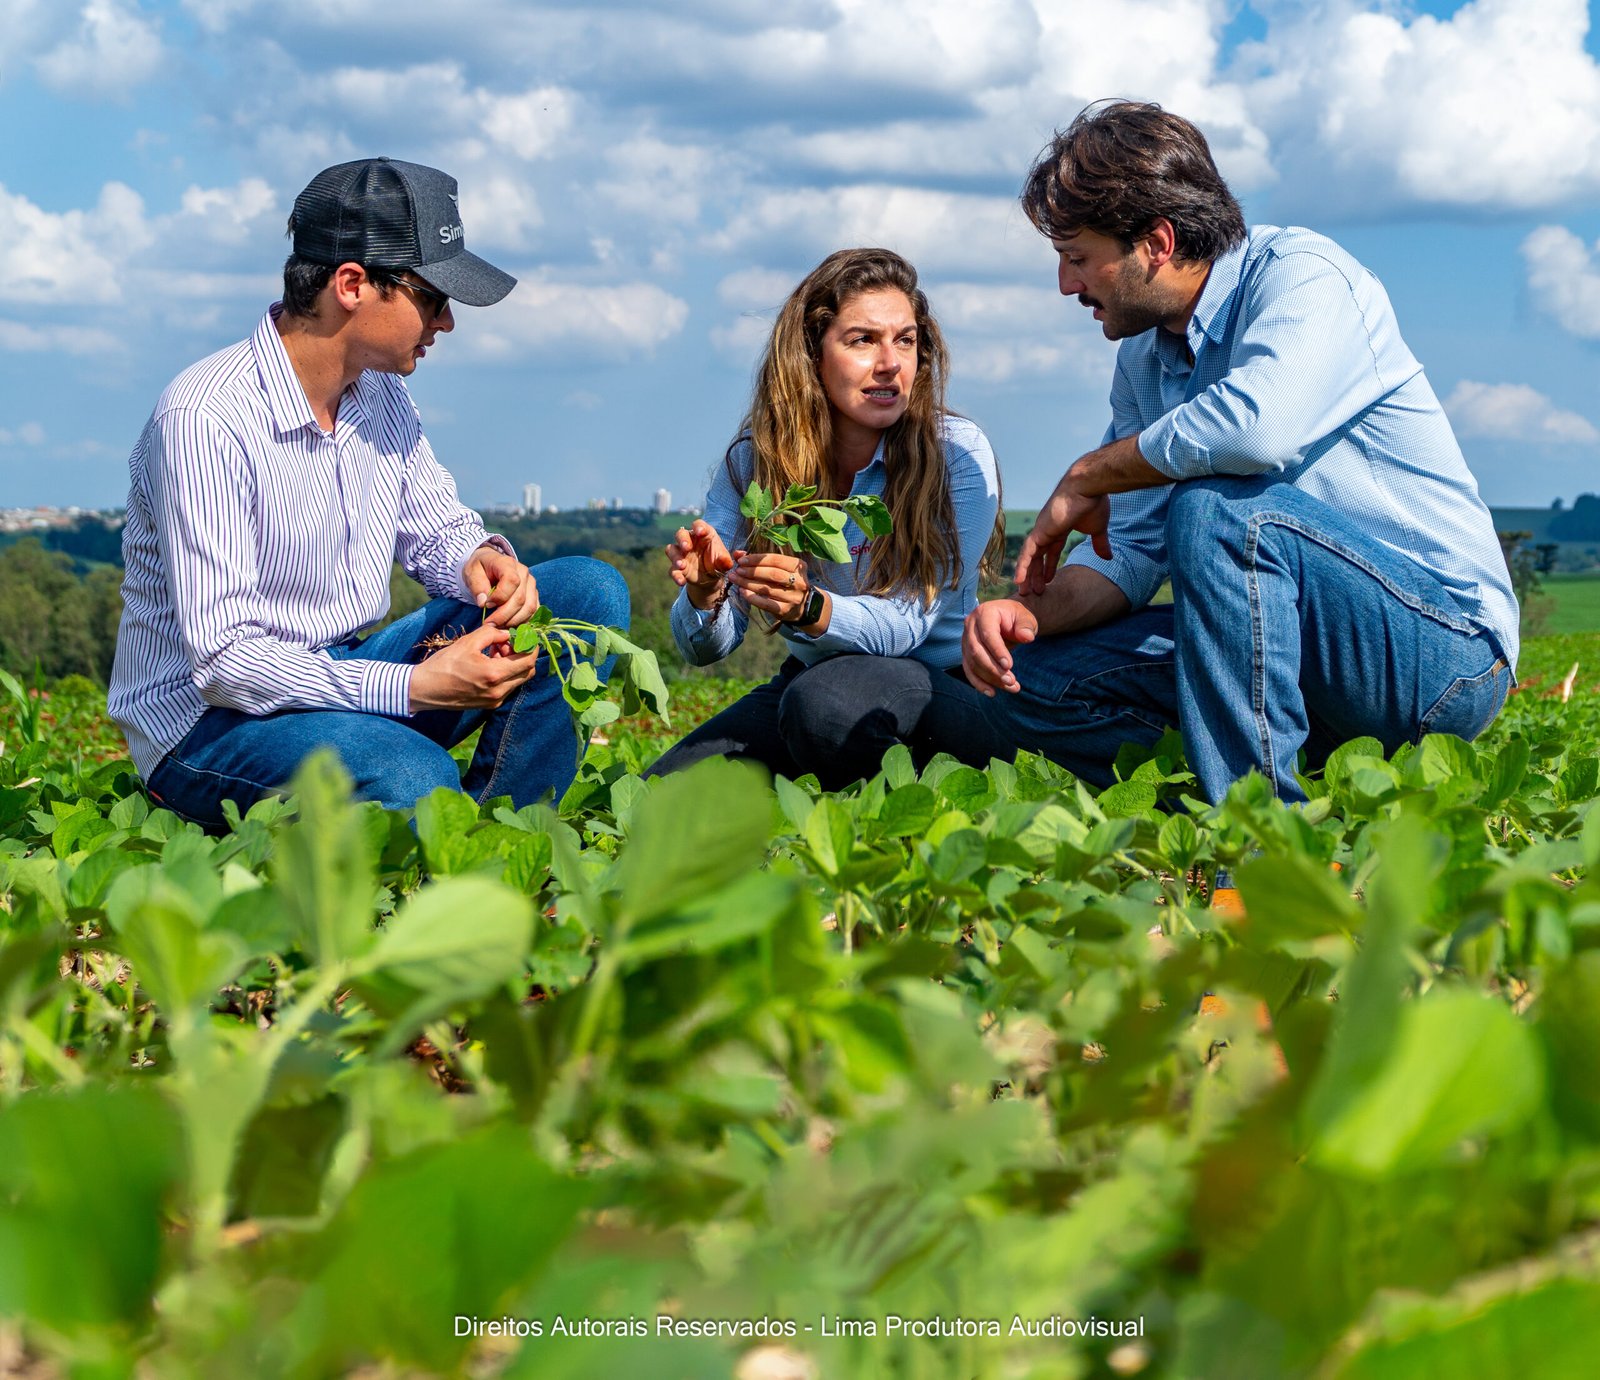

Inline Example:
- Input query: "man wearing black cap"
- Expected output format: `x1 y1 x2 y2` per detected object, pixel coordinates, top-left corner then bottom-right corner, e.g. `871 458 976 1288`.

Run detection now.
108 157 630 826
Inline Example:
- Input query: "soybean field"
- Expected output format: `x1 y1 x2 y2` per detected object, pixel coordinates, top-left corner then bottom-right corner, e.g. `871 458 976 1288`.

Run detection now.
1 634 1598 1378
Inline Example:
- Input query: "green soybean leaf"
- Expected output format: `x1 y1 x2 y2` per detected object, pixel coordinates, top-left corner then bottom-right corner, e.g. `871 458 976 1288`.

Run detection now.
1234 854 1359 942
846 493 893 537
1312 989 1544 1176
937 765 994 814
273 752 380 964
612 757 771 923
1098 779 1159 818
740 481 772 520
414 787 483 876
878 783 938 838
577 699 621 730
616 646 670 725
618 870 796 965
804 797 856 876
295 1129 587 1373
104 868 250 1020
0 1088 182 1331
360 876 531 993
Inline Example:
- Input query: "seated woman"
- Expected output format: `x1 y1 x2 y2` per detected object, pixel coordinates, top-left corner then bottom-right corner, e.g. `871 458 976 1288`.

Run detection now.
649 247 1005 789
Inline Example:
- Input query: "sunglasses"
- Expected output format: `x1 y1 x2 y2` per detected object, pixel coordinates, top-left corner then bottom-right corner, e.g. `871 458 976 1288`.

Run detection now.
396 275 450 321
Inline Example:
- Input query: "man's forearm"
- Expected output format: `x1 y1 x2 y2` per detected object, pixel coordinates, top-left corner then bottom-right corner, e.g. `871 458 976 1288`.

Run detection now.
1068 432 1170 497
1018 565 1132 637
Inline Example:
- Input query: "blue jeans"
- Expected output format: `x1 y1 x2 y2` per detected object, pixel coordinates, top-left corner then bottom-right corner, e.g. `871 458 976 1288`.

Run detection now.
146 556 629 826
985 476 1512 802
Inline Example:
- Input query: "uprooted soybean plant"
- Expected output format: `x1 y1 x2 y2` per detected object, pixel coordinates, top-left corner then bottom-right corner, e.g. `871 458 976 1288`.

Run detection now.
0 635 1598 1378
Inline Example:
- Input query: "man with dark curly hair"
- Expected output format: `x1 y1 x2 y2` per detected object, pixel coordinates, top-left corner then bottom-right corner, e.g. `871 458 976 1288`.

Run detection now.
962 101 1517 802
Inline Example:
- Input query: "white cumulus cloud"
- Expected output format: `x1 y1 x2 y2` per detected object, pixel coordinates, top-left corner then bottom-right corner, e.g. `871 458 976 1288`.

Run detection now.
0 182 146 304
0 420 47 446
459 275 689 359
0 319 122 355
35 0 163 98
176 177 279 244
1443 380 1599 446
712 185 1041 278
1522 224 1600 341
1245 0 1600 212
311 64 574 164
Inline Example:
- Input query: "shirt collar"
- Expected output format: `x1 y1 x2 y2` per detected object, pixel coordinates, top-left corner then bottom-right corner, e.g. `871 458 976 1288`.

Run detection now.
1186 237 1249 350
253 303 322 437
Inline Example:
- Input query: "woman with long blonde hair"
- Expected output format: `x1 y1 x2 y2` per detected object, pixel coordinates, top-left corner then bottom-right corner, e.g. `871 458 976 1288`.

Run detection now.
650 247 1006 787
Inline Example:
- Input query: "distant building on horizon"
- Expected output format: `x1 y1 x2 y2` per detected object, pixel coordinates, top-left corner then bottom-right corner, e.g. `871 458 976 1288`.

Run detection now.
653 488 671 515
521 482 542 515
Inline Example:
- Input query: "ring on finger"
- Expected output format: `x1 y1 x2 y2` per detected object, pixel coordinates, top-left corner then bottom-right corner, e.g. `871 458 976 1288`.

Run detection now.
786 571 796 589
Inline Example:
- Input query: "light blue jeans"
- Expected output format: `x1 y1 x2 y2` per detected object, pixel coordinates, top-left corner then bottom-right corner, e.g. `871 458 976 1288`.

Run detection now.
984 476 1512 802
146 556 629 826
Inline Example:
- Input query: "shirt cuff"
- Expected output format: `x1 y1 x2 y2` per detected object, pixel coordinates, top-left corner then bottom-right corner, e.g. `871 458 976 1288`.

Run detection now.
360 659 415 718
451 533 517 602
1138 412 1211 481
1063 541 1166 610
784 591 863 652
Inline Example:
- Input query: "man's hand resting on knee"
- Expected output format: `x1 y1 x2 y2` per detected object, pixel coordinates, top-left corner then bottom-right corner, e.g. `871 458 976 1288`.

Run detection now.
963 567 1133 696
409 624 540 712
962 600 1038 696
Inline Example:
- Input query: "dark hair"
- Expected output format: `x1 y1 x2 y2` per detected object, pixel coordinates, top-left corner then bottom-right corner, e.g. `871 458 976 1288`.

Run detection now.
1020 100 1245 263
280 214 403 318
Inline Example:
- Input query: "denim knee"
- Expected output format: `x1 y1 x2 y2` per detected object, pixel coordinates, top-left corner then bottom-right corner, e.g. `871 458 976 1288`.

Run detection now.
542 556 630 632
776 668 857 761
347 739 463 813
1165 477 1254 573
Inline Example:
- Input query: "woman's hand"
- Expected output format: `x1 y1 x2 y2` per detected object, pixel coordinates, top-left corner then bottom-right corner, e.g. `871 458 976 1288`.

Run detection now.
666 520 735 610
730 551 822 626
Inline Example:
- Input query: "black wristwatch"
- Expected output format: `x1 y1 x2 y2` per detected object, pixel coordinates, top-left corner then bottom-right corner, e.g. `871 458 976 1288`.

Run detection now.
788 586 826 627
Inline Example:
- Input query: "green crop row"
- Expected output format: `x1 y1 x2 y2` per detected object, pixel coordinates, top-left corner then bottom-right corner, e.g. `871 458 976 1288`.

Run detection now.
0 637 1596 1378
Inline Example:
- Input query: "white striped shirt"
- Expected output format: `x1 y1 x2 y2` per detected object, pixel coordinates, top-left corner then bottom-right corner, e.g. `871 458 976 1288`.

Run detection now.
1066 225 1520 667
108 304 509 778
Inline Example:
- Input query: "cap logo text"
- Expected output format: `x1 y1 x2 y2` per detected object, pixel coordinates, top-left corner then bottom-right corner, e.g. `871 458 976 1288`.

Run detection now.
439 223 464 245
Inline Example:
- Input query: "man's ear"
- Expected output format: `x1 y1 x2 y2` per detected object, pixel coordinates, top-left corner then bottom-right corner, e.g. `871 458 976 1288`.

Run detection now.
1139 218 1179 272
329 262 367 315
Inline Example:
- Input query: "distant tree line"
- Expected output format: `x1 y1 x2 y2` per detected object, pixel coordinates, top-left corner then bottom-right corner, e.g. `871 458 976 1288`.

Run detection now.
0 536 785 687
1549 493 1600 542
0 540 124 683
0 516 127 567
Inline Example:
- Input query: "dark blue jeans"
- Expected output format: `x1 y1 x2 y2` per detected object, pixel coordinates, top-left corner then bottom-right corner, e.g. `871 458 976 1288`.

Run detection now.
981 476 1512 802
647 654 1007 791
146 556 629 826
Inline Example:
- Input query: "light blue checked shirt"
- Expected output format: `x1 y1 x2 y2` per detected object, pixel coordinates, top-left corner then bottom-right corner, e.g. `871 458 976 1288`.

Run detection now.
671 414 999 670
1066 225 1519 668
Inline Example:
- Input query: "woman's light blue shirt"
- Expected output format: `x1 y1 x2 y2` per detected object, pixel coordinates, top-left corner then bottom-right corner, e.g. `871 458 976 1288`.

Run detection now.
670 414 999 671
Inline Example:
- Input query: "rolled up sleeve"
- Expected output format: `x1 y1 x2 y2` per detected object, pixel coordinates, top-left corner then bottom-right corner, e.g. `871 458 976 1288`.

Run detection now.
1065 361 1171 609
670 446 753 665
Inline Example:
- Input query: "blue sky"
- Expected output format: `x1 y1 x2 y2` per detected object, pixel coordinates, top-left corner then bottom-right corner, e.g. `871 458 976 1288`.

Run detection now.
5 0 1600 514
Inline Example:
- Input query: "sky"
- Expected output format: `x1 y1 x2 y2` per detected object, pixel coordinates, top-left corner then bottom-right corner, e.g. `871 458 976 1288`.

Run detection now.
4 0 1600 514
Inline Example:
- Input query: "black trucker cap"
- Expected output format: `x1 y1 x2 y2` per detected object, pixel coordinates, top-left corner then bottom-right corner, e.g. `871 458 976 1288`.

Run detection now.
289 157 516 307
